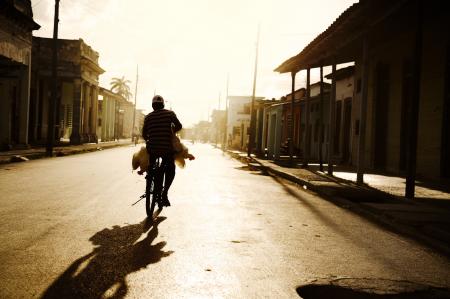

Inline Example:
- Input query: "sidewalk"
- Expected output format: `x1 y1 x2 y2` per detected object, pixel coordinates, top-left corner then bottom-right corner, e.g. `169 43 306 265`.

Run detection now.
227 150 450 257
0 139 136 164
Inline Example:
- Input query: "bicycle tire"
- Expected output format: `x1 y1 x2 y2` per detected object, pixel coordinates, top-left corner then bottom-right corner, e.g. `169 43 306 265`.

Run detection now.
145 159 163 217
145 174 157 217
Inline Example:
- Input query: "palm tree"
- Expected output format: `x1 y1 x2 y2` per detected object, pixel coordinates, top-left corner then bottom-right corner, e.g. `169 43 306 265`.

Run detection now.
110 76 132 100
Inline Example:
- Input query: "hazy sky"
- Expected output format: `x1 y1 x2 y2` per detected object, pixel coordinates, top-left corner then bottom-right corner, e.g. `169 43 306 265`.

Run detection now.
31 0 356 127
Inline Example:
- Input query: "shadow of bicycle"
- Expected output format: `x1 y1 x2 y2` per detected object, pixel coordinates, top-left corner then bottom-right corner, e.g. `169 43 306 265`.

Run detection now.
41 216 172 299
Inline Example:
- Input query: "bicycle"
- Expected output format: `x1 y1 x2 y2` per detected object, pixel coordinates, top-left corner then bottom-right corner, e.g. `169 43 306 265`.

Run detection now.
144 157 164 217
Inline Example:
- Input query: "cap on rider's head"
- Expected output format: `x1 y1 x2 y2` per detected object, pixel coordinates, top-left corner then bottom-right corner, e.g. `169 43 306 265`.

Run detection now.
152 95 165 110
152 95 164 104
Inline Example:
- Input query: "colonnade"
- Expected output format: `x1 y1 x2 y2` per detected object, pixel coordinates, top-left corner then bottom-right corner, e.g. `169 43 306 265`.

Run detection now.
70 79 99 144
80 80 99 143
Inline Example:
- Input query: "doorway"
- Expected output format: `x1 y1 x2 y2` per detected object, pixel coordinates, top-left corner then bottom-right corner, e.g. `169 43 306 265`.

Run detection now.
442 43 450 178
373 63 390 171
342 98 352 163
400 60 413 172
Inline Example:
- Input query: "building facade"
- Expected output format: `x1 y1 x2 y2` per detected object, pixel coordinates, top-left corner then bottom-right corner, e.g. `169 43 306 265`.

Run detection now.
98 87 118 142
325 66 354 164
210 109 226 146
226 96 264 150
119 97 134 139
261 102 283 159
30 37 104 145
0 0 40 149
275 0 450 197
134 108 146 139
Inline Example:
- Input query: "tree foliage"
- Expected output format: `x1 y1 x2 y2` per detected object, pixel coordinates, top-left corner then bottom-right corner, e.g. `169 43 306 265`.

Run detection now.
110 76 132 100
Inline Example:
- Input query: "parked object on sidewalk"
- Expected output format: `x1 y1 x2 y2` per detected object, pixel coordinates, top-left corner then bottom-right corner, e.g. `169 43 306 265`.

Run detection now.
132 138 195 174
9 155 29 163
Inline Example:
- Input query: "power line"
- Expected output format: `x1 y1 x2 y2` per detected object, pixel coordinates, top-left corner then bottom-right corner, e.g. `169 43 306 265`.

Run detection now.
65 0 101 17
32 0 46 8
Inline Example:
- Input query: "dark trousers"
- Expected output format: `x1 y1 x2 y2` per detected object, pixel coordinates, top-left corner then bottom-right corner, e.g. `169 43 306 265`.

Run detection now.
148 153 175 195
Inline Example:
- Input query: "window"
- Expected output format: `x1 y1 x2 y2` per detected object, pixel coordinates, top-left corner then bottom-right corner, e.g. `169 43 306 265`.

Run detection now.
314 120 319 142
334 101 342 154
356 78 362 93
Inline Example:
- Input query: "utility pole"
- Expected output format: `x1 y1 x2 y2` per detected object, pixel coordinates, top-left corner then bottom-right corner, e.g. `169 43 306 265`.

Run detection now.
223 74 229 150
46 0 60 156
319 65 324 171
247 23 260 157
216 92 221 147
131 65 138 143
207 104 210 122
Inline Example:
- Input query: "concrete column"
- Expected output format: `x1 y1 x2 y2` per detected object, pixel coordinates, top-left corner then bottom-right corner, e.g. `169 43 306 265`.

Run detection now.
97 96 109 141
70 79 82 144
0 79 11 148
289 71 296 165
90 85 95 135
83 82 90 141
106 96 111 141
303 68 311 167
328 61 337 175
29 72 40 143
108 98 116 140
40 80 49 141
114 99 118 140
319 65 324 171
261 108 267 155
90 85 99 142
357 37 370 184
405 0 423 199
107 95 112 140
275 109 282 160
18 54 32 145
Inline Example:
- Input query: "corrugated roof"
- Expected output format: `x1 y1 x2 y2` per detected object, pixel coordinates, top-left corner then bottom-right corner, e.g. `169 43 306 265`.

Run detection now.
274 0 409 73
275 1 362 73
325 65 355 80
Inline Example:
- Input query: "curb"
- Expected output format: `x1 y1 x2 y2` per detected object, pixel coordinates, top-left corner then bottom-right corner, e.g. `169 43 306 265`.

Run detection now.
226 150 450 258
0 142 135 165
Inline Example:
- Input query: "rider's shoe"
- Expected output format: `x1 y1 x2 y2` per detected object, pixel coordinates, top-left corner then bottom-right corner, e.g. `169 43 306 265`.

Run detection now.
161 193 171 207
156 196 164 209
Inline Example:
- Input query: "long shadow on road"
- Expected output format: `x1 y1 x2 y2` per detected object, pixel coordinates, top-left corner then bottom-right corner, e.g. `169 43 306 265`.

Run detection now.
240 166 438 268
41 216 172 299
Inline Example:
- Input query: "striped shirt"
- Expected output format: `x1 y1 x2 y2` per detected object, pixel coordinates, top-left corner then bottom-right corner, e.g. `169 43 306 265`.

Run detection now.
142 109 182 153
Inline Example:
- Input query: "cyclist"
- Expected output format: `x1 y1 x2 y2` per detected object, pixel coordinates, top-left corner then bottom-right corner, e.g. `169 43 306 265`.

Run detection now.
142 95 182 207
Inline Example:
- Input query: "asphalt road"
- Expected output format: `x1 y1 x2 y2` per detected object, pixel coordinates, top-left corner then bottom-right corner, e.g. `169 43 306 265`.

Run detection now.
1 143 450 298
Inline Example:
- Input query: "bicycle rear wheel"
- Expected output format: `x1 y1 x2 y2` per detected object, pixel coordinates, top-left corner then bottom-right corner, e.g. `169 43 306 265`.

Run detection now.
145 174 157 217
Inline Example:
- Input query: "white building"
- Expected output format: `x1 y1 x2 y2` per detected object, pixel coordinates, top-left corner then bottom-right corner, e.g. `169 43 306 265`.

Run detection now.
226 96 264 150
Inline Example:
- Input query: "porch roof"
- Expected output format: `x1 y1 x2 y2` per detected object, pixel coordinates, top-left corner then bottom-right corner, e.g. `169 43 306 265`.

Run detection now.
274 0 409 73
